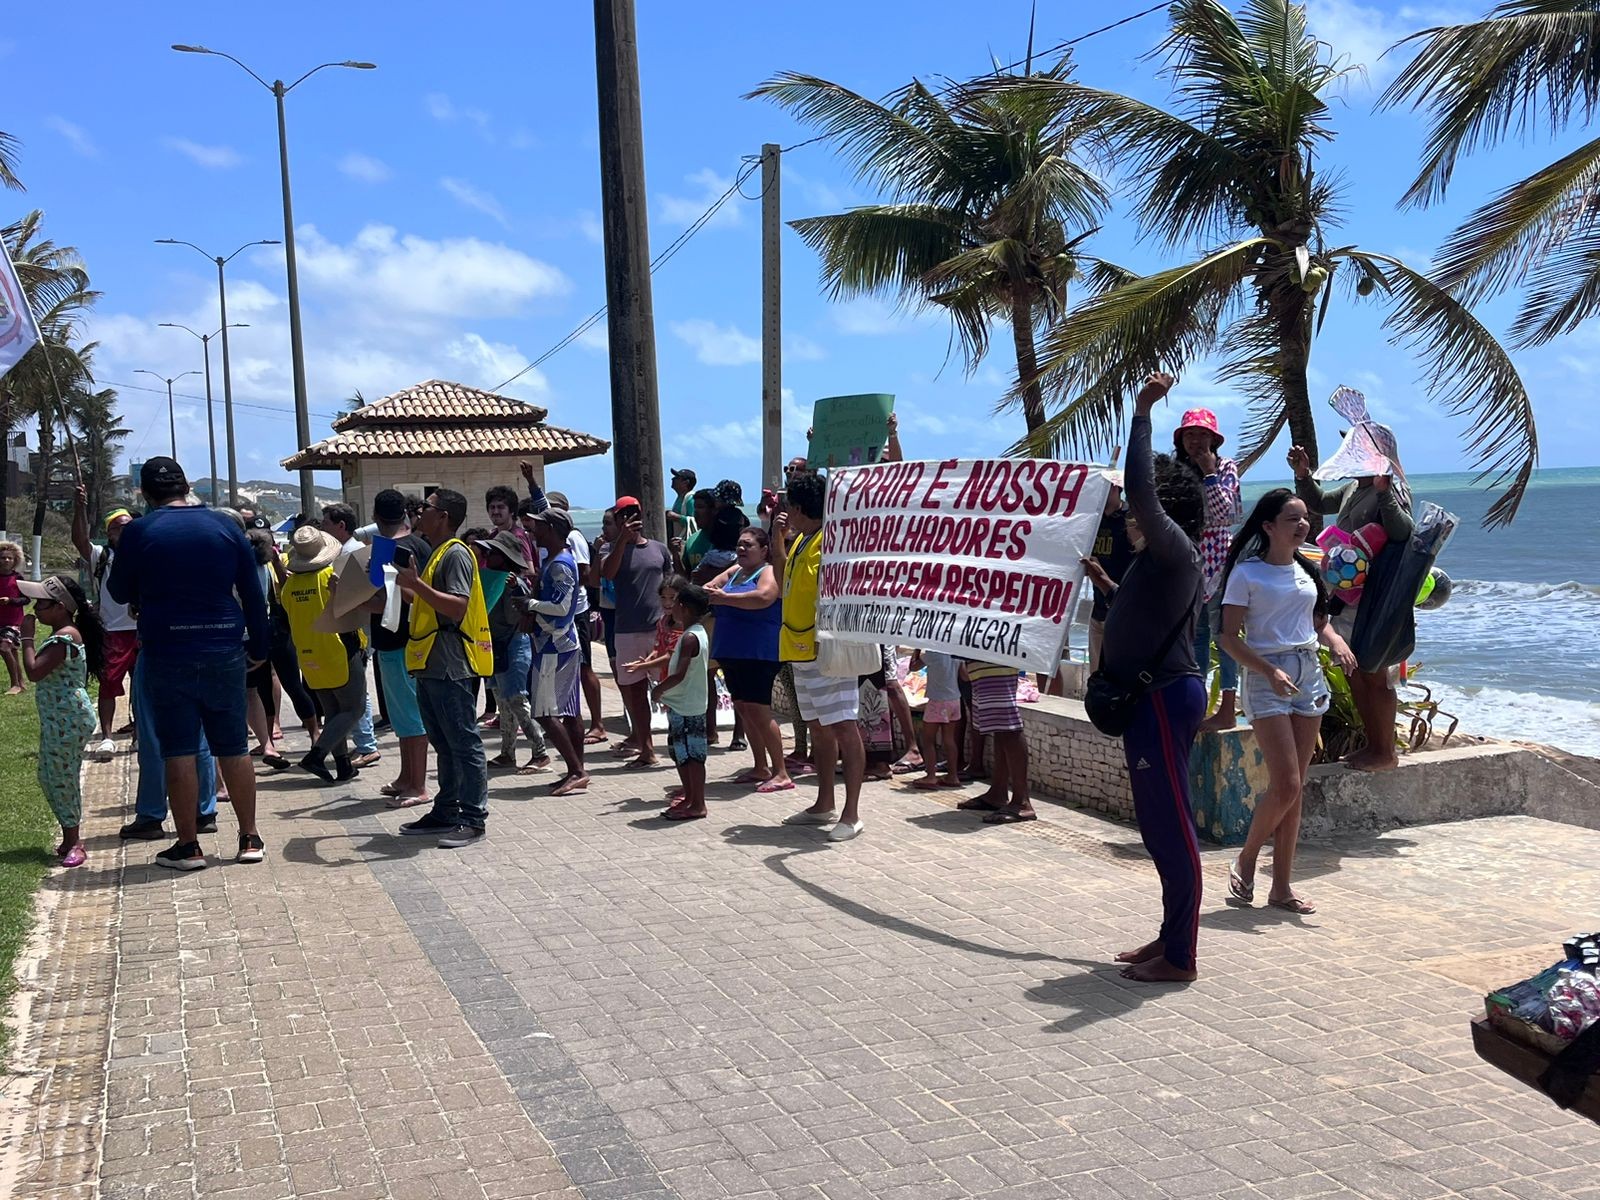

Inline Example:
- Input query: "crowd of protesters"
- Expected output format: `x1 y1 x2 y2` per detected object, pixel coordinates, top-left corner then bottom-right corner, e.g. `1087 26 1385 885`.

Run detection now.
6 377 1426 992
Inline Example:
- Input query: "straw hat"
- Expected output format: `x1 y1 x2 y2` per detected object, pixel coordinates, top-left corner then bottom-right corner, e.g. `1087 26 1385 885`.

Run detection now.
286 526 341 574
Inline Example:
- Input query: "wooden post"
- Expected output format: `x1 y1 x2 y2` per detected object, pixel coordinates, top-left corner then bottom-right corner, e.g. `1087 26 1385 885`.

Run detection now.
594 0 666 540
761 143 782 491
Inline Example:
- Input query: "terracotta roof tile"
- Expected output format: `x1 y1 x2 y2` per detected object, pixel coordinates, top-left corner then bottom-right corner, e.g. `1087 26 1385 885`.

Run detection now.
282 423 610 470
331 379 548 430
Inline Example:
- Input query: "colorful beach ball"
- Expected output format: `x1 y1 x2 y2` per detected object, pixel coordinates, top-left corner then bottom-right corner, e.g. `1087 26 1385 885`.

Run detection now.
1322 541 1369 593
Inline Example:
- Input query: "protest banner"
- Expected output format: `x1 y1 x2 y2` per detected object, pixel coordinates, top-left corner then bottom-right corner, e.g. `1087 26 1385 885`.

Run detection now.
817 458 1111 672
0 238 41 385
807 393 894 469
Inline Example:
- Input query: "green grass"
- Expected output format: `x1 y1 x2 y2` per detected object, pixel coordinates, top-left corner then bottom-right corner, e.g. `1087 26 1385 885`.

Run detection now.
0 687 66 1060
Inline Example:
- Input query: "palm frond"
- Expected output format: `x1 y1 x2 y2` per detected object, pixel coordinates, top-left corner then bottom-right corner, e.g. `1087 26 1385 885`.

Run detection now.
1363 253 1538 526
1430 133 1600 341
1217 310 1293 471
0 131 22 192
746 74 955 203
788 205 966 301
1380 0 1600 207
1017 238 1268 456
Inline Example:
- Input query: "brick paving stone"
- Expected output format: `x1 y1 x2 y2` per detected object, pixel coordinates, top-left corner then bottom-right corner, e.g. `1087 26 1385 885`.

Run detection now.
5 679 1599 1198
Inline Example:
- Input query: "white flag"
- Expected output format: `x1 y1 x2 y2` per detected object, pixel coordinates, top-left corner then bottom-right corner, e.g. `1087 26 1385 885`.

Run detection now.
0 237 41 383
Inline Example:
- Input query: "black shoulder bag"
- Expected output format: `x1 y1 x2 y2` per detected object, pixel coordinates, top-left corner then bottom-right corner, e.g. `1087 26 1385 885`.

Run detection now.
1083 581 1201 738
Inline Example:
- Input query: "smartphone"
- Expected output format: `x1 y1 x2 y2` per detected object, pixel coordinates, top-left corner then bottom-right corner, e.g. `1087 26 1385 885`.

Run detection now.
617 503 642 524
393 546 414 569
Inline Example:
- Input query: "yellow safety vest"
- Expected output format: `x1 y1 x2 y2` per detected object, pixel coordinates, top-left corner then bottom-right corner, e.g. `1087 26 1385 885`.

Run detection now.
283 567 363 689
406 539 493 676
779 531 821 663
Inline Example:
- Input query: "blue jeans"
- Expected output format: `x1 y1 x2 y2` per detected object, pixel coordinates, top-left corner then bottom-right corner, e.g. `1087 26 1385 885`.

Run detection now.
353 693 377 755
1193 595 1239 695
133 654 217 823
416 676 488 830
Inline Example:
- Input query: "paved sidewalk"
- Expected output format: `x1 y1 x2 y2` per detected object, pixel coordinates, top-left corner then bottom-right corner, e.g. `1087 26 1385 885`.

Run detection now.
7 695 1599 1199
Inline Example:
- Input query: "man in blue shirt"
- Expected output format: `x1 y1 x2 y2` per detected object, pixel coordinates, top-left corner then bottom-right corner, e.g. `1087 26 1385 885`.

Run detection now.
108 457 269 870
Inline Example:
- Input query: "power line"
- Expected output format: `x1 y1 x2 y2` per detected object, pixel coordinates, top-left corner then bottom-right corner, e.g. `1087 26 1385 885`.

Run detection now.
491 2 1167 393
102 378 343 422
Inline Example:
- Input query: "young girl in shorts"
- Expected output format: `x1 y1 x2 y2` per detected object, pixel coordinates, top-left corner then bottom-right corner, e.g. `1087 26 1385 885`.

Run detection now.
1218 488 1357 915
17 575 103 867
911 649 963 790
0 540 26 693
655 584 711 821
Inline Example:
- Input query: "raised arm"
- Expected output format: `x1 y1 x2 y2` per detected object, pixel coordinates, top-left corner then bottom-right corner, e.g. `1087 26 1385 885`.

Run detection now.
1123 374 1192 568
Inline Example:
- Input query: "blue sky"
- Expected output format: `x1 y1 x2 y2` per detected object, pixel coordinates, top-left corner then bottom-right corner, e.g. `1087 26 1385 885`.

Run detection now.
5 0 1595 511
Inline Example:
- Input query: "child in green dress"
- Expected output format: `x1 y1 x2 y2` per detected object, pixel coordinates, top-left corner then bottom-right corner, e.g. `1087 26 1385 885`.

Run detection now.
18 575 103 868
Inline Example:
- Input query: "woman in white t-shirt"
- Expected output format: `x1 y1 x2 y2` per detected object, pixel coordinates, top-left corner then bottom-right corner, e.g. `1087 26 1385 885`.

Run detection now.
1218 488 1357 916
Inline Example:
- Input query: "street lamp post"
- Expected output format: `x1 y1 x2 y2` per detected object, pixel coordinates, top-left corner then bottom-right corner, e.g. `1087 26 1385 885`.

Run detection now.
160 322 249 507
155 238 277 508
134 370 201 462
171 44 376 520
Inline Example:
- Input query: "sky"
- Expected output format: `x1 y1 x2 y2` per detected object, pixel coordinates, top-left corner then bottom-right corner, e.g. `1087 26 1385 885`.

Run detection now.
5 0 1595 513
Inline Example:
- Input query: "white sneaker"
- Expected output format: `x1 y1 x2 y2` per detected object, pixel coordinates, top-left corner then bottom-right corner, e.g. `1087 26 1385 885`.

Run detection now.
92 738 116 762
827 821 864 842
782 809 836 826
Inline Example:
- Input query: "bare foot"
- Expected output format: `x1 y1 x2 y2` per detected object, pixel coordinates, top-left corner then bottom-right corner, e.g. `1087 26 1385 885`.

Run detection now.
551 774 591 796
5 685 23 695
1198 711 1236 734
1114 939 1164 964
1120 958 1198 983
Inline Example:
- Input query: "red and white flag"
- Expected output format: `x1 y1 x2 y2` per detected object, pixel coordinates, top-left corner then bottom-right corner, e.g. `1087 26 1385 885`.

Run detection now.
0 237 41 383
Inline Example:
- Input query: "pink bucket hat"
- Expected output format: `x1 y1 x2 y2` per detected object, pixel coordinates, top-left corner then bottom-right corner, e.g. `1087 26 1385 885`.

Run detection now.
1174 408 1224 447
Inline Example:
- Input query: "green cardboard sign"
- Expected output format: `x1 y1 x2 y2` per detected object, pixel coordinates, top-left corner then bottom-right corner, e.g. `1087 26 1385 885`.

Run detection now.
807 393 895 469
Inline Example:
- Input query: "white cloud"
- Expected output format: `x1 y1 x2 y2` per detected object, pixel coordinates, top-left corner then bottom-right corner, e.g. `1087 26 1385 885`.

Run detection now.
441 177 510 228
785 334 826 362
671 319 761 366
666 417 763 462
1306 0 1470 87
424 92 491 132
338 152 392 184
287 223 569 319
829 297 936 336
659 168 744 229
576 321 609 352
576 210 603 244
444 333 548 400
45 116 96 157
163 136 242 169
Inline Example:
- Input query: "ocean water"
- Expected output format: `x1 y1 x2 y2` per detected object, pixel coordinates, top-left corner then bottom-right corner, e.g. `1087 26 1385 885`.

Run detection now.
1244 466 1600 757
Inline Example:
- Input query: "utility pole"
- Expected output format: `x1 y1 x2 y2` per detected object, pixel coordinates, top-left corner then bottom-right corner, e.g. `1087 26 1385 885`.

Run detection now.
594 0 665 541
217 260 240 507
761 143 783 491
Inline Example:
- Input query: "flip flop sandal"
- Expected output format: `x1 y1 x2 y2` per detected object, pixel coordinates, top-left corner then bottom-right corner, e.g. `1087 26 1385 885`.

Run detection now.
584 731 610 745
551 776 590 796
890 760 926 776
1228 860 1255 905
623 758 660 770
755 778 795 794
956 798 997 811
732 769 769 784
517 762 553 775
1268 895 1316 915
937 779 965 788
663 808 706 821
262 754 291 771
910 778 945 791
983 810 1037 825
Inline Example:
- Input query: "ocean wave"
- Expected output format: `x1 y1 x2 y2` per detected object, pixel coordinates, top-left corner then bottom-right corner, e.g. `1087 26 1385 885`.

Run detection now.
1452 579 1600 603
1415 680 1600 759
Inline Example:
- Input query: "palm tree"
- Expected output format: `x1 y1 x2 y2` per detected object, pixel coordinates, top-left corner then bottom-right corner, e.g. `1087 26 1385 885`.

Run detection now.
1010 0 1538 525
63 380 129 530
1380 0 1600 347
749 54 1111 435
0 212 98 538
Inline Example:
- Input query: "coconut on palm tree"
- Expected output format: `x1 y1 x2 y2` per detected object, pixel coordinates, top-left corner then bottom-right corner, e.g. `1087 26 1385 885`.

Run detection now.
1381 0 1600 348
1007 0 1538 525
749 54 1110 435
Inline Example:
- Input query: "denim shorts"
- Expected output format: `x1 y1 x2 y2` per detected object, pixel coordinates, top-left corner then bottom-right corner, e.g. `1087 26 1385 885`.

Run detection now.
142 648 249 759
1243 646 1330 721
